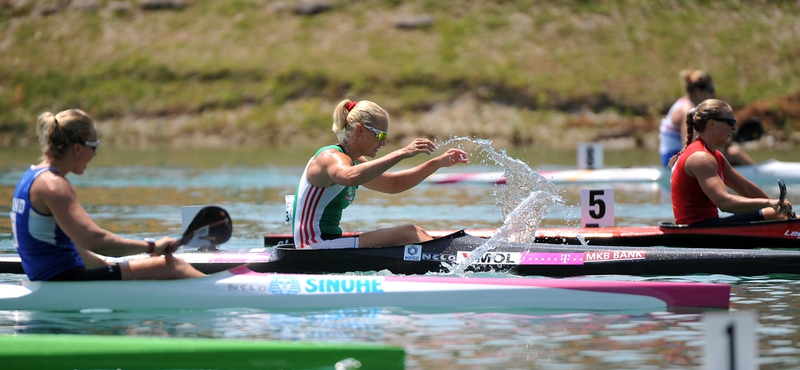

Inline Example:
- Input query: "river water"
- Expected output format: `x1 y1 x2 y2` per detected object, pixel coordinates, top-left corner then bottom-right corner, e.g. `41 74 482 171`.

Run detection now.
0 144 799 369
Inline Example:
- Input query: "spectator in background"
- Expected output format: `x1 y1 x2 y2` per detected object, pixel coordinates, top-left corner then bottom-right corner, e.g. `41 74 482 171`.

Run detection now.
659 70 716 168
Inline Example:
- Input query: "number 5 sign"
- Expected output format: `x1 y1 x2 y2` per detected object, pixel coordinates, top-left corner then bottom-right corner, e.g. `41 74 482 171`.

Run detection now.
581 189 614 227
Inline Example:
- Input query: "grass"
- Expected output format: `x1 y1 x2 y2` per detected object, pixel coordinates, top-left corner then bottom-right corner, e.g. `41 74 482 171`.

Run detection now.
1 0 799 150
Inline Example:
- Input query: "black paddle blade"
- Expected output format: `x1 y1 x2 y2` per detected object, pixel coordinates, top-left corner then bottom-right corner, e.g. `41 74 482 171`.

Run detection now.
779 179 788 206
777 179 797 219
179 206 233 247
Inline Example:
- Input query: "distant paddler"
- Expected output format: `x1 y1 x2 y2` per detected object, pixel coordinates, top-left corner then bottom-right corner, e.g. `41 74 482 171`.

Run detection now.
669 99 793 225
10 109 205 281
292 99 469 249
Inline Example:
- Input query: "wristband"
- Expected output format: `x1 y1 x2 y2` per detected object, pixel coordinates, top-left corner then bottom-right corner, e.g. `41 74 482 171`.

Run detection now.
146 240 156 254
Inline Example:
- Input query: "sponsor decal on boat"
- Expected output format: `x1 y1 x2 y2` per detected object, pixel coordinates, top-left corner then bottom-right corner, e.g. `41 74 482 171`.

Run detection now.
421 253 457 262
457 252 586 265
520 253 585 265
785 230 800 239
457 252 522 265
584 250 647 262
225 276 386 295
404 244 421 261
304 277 384 293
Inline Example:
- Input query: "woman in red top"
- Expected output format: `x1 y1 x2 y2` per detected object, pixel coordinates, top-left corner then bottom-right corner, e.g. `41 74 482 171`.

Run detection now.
670 99 793 225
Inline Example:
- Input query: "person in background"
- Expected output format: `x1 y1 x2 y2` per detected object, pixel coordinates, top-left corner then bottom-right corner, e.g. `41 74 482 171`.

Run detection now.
669 99 792 225
10 109 205 281
292 99 469 249
721 116 764 166
659 69 716 168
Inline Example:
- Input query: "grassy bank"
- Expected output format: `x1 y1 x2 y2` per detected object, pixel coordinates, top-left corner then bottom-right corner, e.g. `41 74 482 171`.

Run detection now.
2 0 799 150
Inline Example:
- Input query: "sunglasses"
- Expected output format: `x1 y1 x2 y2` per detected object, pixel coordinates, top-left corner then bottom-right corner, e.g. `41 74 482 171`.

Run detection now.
362 124 388 141
711 117 737 129
83 140 100 152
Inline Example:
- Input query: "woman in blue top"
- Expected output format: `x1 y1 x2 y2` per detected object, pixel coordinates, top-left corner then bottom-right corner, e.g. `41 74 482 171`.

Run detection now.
10 109 204 281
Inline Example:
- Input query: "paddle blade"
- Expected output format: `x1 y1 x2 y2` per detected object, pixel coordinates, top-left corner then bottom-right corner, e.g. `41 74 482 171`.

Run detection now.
179 206 233 247
779 179 788 206
778 179 796 219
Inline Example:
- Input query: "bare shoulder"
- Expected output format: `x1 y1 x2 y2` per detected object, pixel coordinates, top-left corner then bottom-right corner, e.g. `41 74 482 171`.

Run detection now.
684 151 718 178
33 171 76 200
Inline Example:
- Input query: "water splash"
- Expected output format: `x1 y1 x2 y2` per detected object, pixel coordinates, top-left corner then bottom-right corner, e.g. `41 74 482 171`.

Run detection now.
435 136 563 274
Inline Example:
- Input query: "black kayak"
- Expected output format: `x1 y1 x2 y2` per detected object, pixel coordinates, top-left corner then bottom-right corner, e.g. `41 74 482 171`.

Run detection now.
250 230 800 277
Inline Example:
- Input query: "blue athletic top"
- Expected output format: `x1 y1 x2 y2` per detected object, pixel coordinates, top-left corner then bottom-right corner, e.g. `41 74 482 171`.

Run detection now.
10 166 84 281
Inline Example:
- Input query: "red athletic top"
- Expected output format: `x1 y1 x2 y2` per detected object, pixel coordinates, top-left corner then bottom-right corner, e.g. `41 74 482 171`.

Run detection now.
671 138 725 225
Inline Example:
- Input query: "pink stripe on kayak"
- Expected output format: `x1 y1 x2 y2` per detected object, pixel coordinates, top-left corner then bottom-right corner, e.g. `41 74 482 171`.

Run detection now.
207 254 272 263
520 252 585 265
383 275 730 309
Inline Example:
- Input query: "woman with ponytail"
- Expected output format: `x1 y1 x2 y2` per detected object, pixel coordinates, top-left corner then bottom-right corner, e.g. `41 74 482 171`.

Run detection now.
659 70 717 168
10 109 204 281
291 99 470 249
670 99 793 225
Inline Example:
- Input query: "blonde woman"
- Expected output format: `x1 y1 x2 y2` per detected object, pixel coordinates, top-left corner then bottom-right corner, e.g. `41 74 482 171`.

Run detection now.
670 99 792 225
659 70 716 168
292 99 469 249
10 109 204 281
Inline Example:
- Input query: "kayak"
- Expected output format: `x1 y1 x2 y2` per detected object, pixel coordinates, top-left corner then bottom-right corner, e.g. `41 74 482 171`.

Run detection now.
254 230 800 277
0 334 403 370
0 252 274 275
263 219 800 249
0 263 728 311
426 159 800 185
427 167 663 184
2 219 796 276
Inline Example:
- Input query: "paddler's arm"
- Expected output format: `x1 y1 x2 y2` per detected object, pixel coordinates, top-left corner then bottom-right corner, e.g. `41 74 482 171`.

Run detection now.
75 246 112 269
688 152 778 213
363 148 469 194
35 172 173 257
309 139 438 187
721 158 770 198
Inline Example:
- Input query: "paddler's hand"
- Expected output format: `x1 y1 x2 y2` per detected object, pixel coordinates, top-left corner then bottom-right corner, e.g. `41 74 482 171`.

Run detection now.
775 199 793 216
436 148 470 168
154 236 179 256
400 139 439 158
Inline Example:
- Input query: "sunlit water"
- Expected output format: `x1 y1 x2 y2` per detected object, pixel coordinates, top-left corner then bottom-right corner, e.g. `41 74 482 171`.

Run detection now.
1 143 800 369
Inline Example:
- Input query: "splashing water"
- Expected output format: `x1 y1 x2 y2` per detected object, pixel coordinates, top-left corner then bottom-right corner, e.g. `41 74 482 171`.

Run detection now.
435 137 563 274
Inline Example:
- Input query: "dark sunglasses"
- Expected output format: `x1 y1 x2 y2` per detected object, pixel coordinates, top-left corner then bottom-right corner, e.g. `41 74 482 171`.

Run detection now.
711 117 736 129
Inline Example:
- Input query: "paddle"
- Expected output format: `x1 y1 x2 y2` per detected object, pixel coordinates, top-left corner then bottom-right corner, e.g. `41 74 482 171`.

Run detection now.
168 206 233 251
777 179 797 220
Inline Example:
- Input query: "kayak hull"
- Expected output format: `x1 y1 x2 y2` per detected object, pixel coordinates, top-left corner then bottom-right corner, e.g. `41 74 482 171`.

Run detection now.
264 219 800 249
255 231 800 277
0 334 404 370
0 264 728 311
425 160 800 185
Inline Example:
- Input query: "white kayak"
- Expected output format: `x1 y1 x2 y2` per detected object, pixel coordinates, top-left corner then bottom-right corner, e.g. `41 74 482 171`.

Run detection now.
426 160 800 185
0 252 274 275
0 265 729 311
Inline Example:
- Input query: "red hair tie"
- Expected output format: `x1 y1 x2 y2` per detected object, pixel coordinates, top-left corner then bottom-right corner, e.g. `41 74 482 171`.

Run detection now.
346 101 358 111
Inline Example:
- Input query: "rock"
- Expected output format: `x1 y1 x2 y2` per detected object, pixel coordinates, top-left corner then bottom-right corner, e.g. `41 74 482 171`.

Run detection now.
394 14 434 29
292 0 332 16
140 0 186 10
